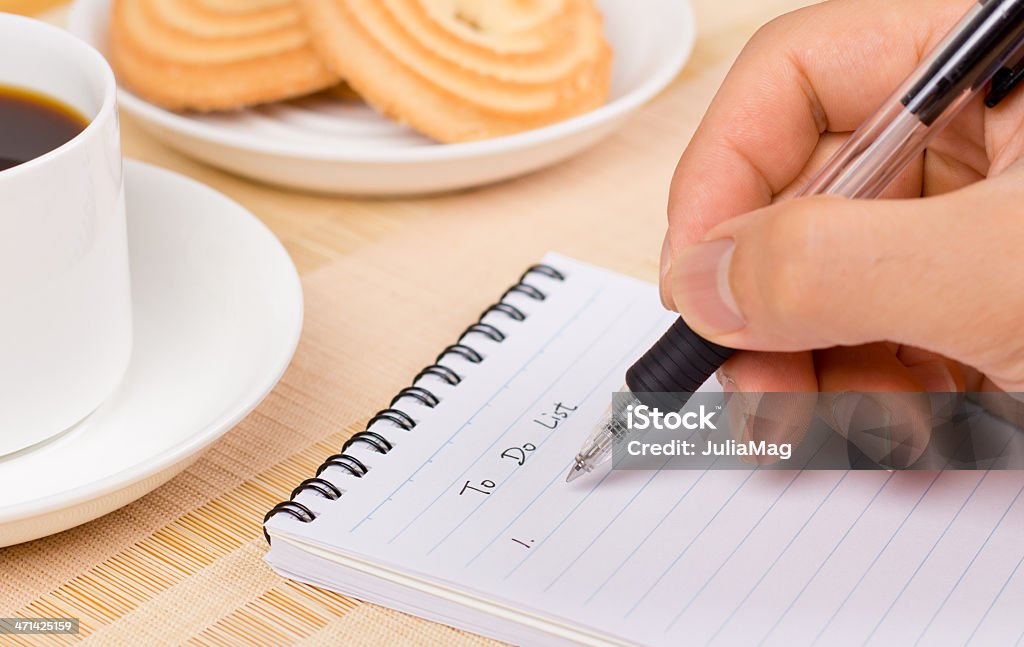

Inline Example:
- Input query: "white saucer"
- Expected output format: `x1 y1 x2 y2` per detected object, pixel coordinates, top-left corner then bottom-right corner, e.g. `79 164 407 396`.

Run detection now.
0 161 303 548
67 0 695 196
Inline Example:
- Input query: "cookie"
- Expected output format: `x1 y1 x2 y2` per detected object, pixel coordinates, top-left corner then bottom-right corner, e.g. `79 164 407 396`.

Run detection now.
297 0 613 142
109 0 337 112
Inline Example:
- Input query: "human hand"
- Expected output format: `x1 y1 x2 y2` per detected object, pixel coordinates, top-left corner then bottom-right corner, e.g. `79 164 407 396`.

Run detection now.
660 0 1024 465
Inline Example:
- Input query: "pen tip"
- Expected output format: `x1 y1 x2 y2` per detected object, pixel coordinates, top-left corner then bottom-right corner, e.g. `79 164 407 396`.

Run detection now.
565 466 583 484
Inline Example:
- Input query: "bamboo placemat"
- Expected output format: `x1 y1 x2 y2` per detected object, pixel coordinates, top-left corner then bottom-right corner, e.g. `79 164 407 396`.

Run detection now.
0 1 816 643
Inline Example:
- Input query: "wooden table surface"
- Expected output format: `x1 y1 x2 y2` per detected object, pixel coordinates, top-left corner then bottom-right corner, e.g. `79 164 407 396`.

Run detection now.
1 1 817 644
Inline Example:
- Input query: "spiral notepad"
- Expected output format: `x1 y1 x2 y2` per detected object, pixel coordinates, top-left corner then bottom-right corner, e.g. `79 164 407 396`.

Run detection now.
264 254 1024 647
262 259 573 535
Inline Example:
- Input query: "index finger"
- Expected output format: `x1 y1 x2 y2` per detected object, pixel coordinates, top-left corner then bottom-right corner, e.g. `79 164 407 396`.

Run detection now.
666 0 971 253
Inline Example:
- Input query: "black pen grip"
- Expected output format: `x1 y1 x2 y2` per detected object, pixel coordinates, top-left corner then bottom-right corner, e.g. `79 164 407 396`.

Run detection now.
625 318 735 400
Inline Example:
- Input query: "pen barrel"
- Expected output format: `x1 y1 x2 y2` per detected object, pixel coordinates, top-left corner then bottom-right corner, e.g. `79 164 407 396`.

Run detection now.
625 318 734 408
903 0 1024 125
796 103 934 200
800 0 1024 200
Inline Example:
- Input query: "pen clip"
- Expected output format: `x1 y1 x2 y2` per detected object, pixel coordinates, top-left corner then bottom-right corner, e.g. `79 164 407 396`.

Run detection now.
985 56 1024 107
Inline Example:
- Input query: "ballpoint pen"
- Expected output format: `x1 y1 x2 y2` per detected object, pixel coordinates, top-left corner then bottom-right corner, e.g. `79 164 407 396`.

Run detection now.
565 0 1024 483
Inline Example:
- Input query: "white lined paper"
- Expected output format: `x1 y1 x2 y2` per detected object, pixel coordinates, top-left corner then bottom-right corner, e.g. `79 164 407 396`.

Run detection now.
266 254 1024 647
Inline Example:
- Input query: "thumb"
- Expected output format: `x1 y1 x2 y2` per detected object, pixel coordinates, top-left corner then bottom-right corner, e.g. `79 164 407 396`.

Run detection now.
669 177 1024 385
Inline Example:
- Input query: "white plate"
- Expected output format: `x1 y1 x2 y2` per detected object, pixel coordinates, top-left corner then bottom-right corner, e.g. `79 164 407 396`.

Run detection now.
0 161 303 548
67 0 695 196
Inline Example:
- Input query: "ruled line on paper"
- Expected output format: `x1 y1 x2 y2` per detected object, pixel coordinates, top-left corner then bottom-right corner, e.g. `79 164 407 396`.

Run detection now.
539 442 731 595
807 473 945 646
876 427 1024 645
811 427 1018 646
540 465 669 593
583 466 715 605
861 472 990 645
624 469 760 619
767 430 982 646
757 473 895 646
966 551 1024 646
705 471 851 645
664 433 836 632
914 483 1024 647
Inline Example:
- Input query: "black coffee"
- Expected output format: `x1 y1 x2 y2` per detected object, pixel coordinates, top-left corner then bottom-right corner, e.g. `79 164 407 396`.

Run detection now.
0 85 88 172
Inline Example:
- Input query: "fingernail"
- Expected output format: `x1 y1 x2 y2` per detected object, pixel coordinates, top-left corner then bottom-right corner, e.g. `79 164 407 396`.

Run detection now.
750 400 783 445
717 369 735 391
832 393 895 468
721 381 753 444
908 361 958 393
671 238 744 335
748 395 795 464
659 235 675 310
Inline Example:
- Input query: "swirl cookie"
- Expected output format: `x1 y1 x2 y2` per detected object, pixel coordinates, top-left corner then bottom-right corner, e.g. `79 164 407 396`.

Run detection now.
297 0 613 142
109 0 337 111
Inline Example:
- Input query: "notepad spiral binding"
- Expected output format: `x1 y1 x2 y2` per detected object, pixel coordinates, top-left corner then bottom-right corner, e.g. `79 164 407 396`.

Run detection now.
263 264 566 543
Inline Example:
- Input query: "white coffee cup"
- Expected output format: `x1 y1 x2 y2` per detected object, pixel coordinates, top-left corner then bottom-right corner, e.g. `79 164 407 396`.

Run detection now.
0 15 132 455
